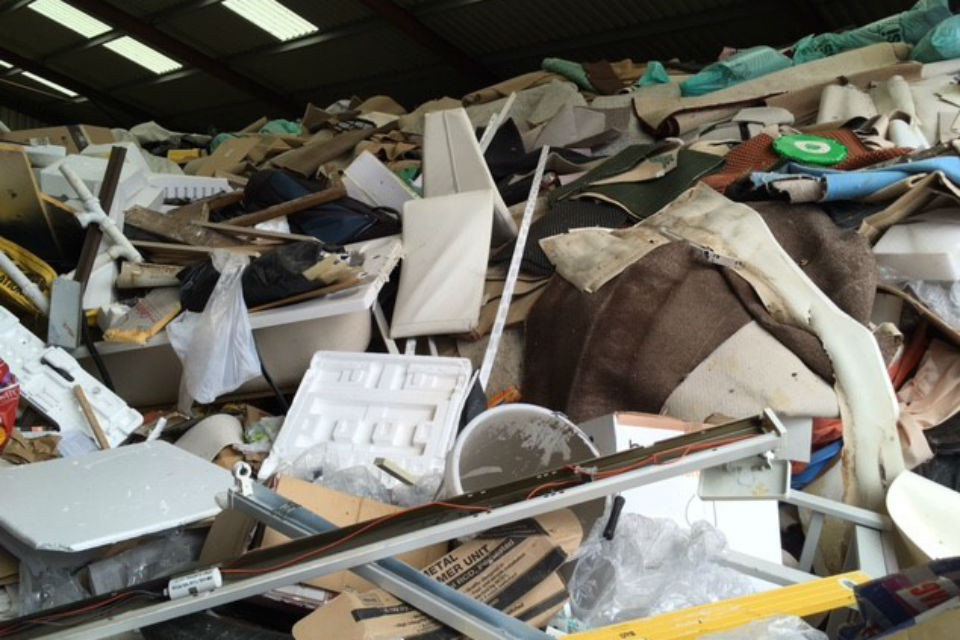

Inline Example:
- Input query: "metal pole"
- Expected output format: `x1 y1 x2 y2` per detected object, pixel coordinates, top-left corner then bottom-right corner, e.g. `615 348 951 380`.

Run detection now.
35 423 782 639
479 145 549 389
231 482 550 640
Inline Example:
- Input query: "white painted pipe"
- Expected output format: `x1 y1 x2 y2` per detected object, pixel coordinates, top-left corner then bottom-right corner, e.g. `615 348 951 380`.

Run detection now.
0 249 49 314
59 165 143 263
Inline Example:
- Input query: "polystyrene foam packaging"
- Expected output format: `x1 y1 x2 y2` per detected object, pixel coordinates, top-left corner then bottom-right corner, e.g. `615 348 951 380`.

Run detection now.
259 351 473 480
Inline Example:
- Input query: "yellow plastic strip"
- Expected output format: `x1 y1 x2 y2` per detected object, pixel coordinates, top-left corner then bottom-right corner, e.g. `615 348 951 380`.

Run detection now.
569 572 869 640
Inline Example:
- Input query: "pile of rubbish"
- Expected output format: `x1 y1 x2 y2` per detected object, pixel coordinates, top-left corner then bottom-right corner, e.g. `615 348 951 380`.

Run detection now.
5 1 960 638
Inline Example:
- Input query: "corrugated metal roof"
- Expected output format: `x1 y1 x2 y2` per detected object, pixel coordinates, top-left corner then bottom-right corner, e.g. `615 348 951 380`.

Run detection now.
0 0 922 130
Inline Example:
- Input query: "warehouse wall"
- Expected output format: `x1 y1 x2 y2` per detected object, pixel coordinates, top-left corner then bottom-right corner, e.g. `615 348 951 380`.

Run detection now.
0 105 46 130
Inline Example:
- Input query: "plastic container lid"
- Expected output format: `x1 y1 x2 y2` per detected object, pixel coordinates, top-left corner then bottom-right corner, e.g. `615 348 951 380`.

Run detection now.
773 134 849 166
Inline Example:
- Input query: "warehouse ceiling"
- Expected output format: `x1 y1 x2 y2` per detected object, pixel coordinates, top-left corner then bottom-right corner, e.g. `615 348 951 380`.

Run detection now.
0 0 919 132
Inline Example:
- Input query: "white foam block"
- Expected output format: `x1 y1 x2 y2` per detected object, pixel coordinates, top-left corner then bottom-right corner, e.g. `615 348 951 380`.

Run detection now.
874 214 960 281
260 351 472 480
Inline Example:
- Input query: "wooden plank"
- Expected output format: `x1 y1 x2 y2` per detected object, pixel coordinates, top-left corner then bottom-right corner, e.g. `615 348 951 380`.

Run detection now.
125 206 237 248
195 221 319 243
227 182 346 227
0 143 70 262
131 240 263 261
167 190 244 225
248 278 364 312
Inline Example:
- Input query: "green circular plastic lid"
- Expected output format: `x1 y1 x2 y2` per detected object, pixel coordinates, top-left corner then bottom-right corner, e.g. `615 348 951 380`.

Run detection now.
773 134 849 166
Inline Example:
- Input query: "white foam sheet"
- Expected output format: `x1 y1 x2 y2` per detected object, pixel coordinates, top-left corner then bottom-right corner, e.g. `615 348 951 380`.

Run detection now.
390 190 493 339
0 441 233 552
422 107 516 244
343 150 418 213
260 351 473 480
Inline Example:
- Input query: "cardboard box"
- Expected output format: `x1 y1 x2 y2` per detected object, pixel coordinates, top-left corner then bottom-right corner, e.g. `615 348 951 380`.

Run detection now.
293 509 583 640
3 125 114 154
259 477 447 593
884 606 960 639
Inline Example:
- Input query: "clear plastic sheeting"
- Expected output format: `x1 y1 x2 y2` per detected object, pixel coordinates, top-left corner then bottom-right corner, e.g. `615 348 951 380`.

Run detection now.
18 564 88 615
287 444 443 507
567 514 754 629
167 250 261 408
700 616 828 640
18 530 205 614
85 530 205 596
878 265 960 330
319 465 443 508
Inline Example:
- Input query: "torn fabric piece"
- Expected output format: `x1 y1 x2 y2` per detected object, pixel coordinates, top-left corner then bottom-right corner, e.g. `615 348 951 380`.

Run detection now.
859 171 960 242
530 200 875 427
898 339 960 468
662 321 839 422
634 43 909 137
753 156 960 202
540 226 671 293
818 84 879 124
649 184 903 508
549 143 722 219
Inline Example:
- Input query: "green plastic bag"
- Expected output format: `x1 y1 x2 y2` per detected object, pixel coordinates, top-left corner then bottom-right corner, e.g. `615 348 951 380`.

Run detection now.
209 132 237 153
911 14 960 62
259 119 302 136
542 57 595 92
680 47 792 97
793 0 950 63
636 61 669 87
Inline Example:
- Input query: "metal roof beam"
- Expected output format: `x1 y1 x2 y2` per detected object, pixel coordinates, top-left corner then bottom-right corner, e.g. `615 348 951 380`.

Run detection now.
32 0 225 63
353 0 494 85
0 82 65 124
0 43 150 124
63 0 297 114
483 0 795 64
0 0 35 16
105 0 490 96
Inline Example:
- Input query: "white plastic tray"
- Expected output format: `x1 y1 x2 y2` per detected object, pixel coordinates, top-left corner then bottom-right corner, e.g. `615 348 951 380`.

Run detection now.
0 441 233 552
259 351 473 479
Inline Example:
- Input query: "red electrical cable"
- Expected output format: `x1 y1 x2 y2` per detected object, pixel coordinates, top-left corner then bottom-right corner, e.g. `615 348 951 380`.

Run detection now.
524 435 754 502
220 501 492 577
0 433 756 636
0 592 149 637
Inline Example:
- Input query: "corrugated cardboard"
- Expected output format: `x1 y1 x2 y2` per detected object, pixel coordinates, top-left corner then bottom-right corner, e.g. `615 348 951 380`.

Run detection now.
884 606 960 639
259 477 447 593
293 509 582 640
3 125 114 154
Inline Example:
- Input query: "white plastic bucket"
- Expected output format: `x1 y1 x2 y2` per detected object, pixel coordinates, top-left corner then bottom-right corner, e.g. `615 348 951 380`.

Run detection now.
446 403 606 535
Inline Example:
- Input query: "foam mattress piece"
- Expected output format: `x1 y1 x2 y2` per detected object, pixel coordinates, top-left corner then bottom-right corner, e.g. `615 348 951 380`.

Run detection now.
259 351 473 480
874 213 960 281
0 441 233 552
391 189 494 338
